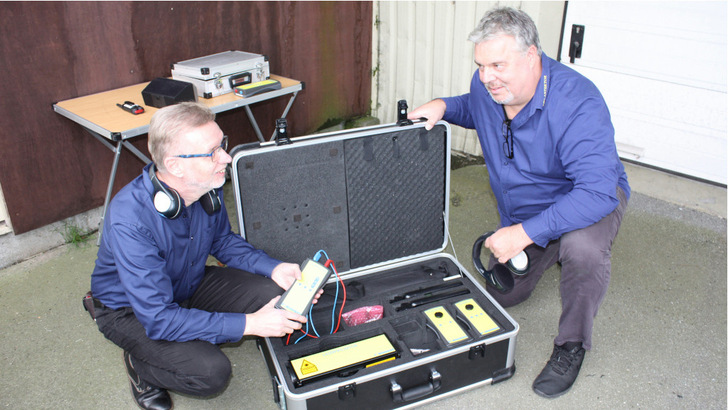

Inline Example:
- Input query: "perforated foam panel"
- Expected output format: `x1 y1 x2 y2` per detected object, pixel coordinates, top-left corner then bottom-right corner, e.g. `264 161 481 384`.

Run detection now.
236 141 351 270
343 126 446 268
234 124 447 272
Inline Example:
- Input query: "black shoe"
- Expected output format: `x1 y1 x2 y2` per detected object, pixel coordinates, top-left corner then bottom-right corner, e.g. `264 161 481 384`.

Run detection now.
123 351 173 410
532 342 585 398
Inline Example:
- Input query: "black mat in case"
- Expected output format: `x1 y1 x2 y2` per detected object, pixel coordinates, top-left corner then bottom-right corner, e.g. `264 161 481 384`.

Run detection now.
231 119 518 409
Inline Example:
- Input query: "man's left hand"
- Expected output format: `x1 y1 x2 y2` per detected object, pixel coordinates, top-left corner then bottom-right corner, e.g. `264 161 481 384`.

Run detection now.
484 224 534 263
270 262 324 303
271 262 302 289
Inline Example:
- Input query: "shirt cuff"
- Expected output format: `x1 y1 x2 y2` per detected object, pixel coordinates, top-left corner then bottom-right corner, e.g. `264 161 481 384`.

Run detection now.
522 216 552 248
255 257 281 278
217 312 246 344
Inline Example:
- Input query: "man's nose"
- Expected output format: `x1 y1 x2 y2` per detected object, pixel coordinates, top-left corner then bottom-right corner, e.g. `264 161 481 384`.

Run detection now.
220 150 232 164
479 67 495 84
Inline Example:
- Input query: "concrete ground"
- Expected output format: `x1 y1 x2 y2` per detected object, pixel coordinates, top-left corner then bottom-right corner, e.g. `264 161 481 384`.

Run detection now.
0 162 725 409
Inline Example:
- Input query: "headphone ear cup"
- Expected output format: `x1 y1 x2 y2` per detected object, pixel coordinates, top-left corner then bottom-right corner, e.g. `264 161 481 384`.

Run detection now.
472 231 515 293
200 189 221 215
491 264 515 292
149 165 182 219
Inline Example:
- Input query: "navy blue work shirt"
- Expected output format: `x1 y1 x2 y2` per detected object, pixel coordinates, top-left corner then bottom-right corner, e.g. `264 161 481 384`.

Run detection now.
91 163 281 344
442 52 630 247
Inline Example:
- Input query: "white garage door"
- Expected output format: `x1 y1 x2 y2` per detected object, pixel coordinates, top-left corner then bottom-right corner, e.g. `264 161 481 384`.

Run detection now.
559 1 727 185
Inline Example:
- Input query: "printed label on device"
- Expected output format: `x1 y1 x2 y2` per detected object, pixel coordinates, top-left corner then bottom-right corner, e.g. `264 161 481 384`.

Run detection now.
454 298 500 336
290 334 397 383
424 306 469 346
275 258 332 316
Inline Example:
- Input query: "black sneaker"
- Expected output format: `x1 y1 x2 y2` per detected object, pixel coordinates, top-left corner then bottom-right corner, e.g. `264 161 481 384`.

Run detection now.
123 351 173 410
532 342 585 398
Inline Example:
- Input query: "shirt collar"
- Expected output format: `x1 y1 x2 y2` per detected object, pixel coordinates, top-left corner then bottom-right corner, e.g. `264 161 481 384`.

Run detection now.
537 52 551 109
514 52 551 125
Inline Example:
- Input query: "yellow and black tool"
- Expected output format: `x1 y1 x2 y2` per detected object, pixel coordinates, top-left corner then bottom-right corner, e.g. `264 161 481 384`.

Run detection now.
290 334 398 385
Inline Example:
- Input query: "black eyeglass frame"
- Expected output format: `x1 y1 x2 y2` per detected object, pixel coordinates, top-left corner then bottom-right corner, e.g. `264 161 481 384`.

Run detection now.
502 120 514 159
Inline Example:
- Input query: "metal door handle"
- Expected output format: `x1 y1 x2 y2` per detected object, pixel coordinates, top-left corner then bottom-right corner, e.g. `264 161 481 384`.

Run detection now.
569 24 585 64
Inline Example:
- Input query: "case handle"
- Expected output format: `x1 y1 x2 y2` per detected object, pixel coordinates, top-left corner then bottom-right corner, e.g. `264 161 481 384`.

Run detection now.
390 369 441 402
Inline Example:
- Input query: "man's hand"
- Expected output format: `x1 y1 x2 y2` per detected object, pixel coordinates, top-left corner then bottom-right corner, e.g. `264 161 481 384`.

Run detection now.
407 99 447 130
270 262 324 303
271 262 302 290
244 296 307 337
484 224 534 263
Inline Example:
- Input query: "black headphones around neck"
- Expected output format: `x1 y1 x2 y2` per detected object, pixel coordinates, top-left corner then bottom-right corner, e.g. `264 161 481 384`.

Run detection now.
472 231 530 293
148 164 221 219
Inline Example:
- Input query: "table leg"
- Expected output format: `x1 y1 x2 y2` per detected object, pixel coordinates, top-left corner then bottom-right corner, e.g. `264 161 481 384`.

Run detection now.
97 140 124 245
244 106 266 142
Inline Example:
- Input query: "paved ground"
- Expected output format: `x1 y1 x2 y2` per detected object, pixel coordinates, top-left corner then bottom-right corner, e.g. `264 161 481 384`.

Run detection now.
0 163 725 409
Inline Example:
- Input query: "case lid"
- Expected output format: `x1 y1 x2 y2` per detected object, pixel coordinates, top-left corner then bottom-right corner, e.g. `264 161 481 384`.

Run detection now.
231 121 451 275
172 50 267 80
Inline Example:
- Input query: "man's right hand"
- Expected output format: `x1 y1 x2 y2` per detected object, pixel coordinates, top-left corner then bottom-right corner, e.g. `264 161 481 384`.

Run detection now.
244 296 307 338
407 99 447 130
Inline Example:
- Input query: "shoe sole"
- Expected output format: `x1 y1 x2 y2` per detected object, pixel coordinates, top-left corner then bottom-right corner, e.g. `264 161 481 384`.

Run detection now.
532 384 574 399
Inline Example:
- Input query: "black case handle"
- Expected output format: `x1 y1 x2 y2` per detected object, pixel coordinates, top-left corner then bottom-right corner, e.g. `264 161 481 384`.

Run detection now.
390 369 442 402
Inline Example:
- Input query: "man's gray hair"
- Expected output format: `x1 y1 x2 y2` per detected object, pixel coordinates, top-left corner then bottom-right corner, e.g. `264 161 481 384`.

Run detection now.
468 7 542 56
148 102 216 170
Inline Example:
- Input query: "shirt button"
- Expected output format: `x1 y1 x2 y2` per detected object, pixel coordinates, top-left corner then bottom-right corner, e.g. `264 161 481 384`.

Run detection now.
503 190 508 194
504 161 508 165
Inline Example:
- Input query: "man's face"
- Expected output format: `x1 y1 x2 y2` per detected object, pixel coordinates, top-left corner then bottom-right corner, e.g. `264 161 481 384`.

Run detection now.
474 35 537 109
174 121 231 197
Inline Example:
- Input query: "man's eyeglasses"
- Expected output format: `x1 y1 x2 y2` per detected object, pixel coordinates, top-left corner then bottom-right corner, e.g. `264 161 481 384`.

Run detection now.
502 119 514 159
174 135 228 162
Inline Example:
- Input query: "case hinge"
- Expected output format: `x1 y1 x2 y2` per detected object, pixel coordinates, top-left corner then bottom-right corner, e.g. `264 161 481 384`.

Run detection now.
396 99 413 126
275 118 292 145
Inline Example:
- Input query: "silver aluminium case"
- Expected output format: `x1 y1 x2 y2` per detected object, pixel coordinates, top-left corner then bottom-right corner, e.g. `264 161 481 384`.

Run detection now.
171 50 270 98
230 120 519 409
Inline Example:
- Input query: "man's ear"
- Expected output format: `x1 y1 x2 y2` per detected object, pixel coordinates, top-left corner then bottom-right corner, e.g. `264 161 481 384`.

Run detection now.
527 45 539 68
163 156 185 178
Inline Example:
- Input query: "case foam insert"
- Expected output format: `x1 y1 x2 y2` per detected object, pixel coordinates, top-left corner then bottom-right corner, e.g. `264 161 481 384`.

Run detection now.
236 141 350 269
235 124 447 272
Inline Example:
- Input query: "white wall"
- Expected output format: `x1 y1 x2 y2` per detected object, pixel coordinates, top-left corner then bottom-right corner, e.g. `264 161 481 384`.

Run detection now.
371 1 566 156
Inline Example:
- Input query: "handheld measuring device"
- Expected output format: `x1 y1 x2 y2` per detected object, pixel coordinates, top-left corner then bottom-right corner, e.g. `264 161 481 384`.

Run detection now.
454 298 500 336
424 306 469 346
275 258 332 316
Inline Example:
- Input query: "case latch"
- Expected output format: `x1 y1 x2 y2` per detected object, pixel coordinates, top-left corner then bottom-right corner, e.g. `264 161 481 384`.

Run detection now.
396 100 413 126
468 343 486 360
338 383 357 401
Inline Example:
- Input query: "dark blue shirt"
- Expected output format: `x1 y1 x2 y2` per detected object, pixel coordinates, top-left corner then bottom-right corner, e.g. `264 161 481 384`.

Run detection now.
442 53 630 247
91 163 280 344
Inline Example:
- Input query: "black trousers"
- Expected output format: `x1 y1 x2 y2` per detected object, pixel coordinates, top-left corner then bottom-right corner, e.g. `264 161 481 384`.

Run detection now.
94 266 283 396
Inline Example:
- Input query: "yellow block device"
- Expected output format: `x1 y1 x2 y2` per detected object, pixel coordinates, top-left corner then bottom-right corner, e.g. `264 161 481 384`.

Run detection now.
290 334 397 384
234 79 282 97
424 306 469 346
454 298 500 336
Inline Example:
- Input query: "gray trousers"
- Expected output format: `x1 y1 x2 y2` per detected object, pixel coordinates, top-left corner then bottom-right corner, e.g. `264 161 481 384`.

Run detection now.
487 187 628 350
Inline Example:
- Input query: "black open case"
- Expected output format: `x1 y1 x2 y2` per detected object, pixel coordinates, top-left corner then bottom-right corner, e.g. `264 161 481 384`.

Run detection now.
231 117 518 409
